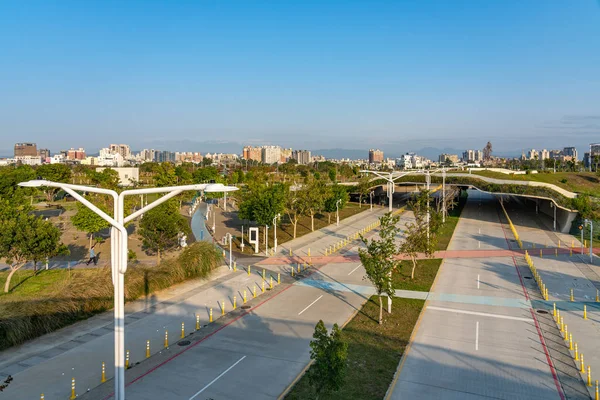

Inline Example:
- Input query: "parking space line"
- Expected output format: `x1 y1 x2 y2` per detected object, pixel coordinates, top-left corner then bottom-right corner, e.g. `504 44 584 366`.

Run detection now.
189 355 246 399
348 265 361 275
298 295 323 315
427 306 533 322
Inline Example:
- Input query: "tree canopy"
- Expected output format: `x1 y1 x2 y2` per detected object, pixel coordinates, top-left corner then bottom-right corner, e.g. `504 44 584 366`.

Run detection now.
139 200 191 261
308 320 348 399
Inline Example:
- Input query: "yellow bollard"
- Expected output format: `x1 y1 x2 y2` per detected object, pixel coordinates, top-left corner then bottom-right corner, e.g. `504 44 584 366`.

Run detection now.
222 250 226 258
584 305 588 320
569 333 573 350
290 248 292 256
575 343 579 360
41 395 44 400
101 361 106 383
243 290 247 304
297 264 301 273
181 322 185 338
564 324 569 340
571 288 574 302
253 285 257 298
248 265 251 276
540 249 543 258
164 330 169 348
222 301 225 315
560 316 564 332
262 269 266 280
233 261 236 272
126 350 130 369
262 281 265 293
589 366 592 387
581 354 585 373
146 340 150 358
70 377 76 400
196 314 200 330
595 380 599 400
553 303 557 319
270 276 273 289
210 308 213 322
308 248 311 257
291 266 294 277
277 272 280 284
233 296 236 310
545 288 549 301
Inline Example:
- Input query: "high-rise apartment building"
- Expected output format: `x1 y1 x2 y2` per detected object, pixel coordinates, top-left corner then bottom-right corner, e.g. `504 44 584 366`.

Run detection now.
110 144 131 160
243 146 262 162
563 147 578 161
280 148 293 163
261 146 281 164
67 147 86 160
368 149 384 164
540 149 550 160
292 150 312 165
14 142 37 157
38 148 51 160
154 151 176 163
439 154 459 164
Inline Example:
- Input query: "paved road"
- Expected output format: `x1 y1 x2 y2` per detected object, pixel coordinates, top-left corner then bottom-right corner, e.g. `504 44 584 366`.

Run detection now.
387 191 574 400
0 206 393 400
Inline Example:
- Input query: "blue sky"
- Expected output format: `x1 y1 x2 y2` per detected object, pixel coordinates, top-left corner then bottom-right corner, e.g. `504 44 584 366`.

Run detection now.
1 0 599 156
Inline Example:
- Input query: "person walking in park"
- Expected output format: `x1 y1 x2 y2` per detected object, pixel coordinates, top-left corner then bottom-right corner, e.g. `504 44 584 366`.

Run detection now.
86 244 97 265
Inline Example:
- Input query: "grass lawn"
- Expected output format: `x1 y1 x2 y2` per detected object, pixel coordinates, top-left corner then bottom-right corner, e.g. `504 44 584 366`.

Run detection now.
286 297 425 400
0 269 74 299
472 171 600 197
393 259 442 292
436 190 467 251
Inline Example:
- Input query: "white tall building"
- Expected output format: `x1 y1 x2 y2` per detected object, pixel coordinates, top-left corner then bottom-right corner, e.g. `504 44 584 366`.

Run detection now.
261 146 281 164
109 144 131 160
292 150 311 165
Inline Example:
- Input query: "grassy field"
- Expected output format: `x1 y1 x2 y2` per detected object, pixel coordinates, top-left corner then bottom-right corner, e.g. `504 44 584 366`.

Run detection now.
0 242 222 350
472 171 600 197
393 259 442 292
286 297 424 400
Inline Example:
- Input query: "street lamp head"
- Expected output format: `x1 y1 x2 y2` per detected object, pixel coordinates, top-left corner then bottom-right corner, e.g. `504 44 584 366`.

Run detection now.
18 179 51 188
204 183 239 193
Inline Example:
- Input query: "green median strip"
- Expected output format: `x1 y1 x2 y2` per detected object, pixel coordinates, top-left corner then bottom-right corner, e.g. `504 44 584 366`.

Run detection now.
285 297 425 400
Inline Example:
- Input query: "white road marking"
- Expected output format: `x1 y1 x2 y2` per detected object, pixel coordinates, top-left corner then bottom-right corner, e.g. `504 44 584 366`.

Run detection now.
189 355 246 399
348 265 361 275
298 295 324 315
478 241 481 249
477 274 480 289
427 306 533 322
475 321 479 351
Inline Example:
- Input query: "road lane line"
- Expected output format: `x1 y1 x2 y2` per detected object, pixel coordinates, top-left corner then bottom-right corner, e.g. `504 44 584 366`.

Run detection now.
348 265 361 275
189 355 246 399
298 295 323 315
477 274 480 289
475 321 479 350
427 306 533 322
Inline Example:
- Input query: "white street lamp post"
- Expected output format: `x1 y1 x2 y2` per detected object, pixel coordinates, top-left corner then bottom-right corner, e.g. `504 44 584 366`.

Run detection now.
212 204 216 234
273 213 280 253
240 226 245 252
19 180 237 400
265 225 269 256
336 199 341 226
369 191 373 211
585 219 594 264
442 168 446 224
550 202 556 231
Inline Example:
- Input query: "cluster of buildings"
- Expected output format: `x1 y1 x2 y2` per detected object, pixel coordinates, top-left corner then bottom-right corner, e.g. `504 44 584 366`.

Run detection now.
242 145 314 165
520 147 578 162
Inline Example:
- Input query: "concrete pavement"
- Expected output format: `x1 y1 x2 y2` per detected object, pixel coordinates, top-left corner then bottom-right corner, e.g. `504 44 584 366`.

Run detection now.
386 191 584 400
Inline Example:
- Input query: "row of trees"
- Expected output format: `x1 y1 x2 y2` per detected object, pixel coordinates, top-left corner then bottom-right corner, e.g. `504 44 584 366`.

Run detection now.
237 174 349 239
359 190 439 324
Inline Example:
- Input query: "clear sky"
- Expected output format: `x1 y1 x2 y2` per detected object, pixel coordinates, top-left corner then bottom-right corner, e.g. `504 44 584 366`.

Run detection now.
1 0 599 156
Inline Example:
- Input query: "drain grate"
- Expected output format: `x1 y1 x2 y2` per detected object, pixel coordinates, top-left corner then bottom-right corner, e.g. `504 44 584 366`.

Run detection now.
178 340 191 346
524 276 532 279
536 310 549 314
241 305 251 310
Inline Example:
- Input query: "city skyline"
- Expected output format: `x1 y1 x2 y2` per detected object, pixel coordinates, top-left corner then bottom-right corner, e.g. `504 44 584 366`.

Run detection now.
1 1 599 156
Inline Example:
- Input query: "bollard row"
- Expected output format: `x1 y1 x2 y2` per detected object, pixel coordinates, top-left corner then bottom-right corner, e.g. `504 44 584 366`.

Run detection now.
524 251 548 300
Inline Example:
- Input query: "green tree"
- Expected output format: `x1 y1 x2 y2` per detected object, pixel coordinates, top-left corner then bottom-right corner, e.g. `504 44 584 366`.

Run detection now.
284 184 306 239
71 201 111 249
0 205 68 292
87 168 120 190
154 162 178 187
308 320 348 399
238 182 286 227
139 200 191 261
324 184 349 224
358 212 402 324
299 178 329 231
400 190 438 279
193 166 219 183
356 175 371 208
328 168 337 182
0 165 36 206
36 163 72 201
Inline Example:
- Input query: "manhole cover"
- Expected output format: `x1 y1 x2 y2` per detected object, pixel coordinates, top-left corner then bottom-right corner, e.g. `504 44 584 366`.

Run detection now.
536 310 549 314
241 305 251 310
524 277 532 279
178 340 191 346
